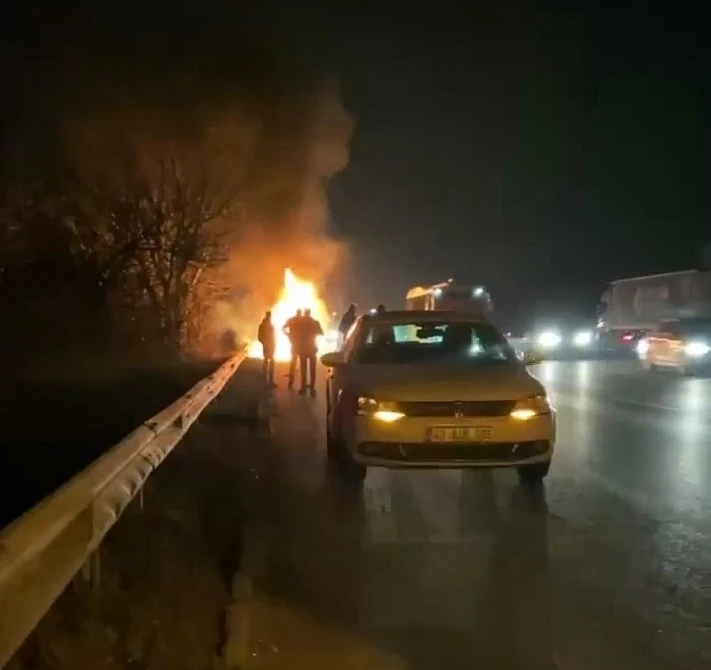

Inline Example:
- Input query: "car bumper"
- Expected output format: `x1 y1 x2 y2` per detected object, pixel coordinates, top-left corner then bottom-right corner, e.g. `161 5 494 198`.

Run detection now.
345 411 556 469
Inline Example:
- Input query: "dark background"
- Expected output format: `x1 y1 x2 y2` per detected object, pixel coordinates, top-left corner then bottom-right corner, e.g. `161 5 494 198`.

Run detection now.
3 4 708 330
269 6 708 327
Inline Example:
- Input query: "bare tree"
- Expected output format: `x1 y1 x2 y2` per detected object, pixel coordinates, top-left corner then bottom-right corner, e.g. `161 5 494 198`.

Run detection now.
64 105 260 349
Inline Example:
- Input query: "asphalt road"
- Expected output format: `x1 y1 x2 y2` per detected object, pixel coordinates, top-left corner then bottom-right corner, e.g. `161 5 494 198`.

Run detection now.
234 359 711 669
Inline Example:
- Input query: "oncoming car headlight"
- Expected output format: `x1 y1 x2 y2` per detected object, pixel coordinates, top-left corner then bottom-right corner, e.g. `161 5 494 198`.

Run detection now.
636 338 649 356
685 341 711 358
573 330 592 347
536 330 561 349
510 395 551 421
357 397 405 422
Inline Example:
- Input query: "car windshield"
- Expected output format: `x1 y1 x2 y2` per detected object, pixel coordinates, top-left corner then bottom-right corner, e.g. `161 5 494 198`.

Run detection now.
353 319 517 364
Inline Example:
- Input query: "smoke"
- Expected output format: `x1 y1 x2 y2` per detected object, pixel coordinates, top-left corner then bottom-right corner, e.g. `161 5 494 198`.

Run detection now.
208 77 355 339
5 0 356 352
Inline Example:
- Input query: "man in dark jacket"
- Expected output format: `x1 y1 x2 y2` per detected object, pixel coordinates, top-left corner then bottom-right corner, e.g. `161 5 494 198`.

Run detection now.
338 303 357 340
257 311 276 386
282 308 303 390
297 308 323 396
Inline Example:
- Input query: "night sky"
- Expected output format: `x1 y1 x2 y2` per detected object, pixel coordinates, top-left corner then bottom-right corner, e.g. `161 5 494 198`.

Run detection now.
3 4 709 329
268 7 708 327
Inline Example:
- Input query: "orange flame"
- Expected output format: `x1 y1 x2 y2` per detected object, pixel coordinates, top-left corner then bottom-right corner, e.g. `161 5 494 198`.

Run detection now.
248 268 334 362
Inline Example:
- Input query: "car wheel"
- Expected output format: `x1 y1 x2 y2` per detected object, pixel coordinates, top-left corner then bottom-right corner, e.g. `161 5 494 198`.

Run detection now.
326 424 341 461
335 439 366 483
517 460 551 483
678 361 696 377
325 400 341 462
340 456 367 484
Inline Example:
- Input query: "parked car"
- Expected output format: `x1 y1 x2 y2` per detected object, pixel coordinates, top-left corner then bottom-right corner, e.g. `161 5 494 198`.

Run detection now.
320 310 556 484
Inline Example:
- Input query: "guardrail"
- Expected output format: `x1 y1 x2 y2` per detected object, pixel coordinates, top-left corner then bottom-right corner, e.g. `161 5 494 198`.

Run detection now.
0 352 246 668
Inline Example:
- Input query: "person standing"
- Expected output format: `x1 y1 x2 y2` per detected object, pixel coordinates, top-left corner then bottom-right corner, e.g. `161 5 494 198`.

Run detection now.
282 308 303 390
338 303 357 344
298 308 323 397
257 311 276 387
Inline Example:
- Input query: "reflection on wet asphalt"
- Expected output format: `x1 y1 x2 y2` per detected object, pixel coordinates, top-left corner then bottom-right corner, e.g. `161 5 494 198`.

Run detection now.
239 361 711 669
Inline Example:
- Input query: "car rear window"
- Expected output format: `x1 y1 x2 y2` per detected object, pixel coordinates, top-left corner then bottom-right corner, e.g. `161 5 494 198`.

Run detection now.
353 320 516 365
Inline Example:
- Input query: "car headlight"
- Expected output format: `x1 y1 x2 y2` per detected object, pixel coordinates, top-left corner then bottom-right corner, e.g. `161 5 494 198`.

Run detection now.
357 397 405 422
685 341 711 358
536 330 561 348
510 394 551 421
636 338 649 356
573 330 592 347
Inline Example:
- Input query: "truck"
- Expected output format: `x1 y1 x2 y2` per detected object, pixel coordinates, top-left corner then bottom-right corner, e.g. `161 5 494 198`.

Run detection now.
596 270 711 351
405 279 493 317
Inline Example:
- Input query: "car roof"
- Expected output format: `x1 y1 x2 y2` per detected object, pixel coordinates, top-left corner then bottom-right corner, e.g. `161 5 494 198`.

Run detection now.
360 310 494 325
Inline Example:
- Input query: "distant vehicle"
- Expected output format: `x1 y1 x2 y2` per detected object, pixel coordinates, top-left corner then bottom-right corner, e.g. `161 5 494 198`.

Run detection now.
597 270 711 352
405 279 493 317
638 316 711 375
320 310 555 484
527 320 597 359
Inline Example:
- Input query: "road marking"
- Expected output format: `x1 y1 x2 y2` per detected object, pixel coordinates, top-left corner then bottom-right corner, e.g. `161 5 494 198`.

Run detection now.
612 397 680 413
221 521 266 669
363 474 397 545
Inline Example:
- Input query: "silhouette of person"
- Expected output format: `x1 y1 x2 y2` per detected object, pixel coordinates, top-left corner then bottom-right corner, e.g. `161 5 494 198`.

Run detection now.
297 308 323 396
257 311 276 386
283 308 303 390
339 303 357 337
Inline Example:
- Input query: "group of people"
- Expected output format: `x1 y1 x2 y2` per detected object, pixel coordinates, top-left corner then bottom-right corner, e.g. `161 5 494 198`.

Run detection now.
257 307 324 396
256 302 387 395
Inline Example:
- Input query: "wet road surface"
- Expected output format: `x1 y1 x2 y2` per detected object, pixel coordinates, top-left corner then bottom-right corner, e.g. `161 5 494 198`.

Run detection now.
232 360 711 669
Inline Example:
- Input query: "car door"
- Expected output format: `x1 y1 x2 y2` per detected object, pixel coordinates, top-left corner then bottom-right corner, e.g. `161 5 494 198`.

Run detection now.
646 323 666 364
654 320 680 365
665 321 685 366
327 318 360 415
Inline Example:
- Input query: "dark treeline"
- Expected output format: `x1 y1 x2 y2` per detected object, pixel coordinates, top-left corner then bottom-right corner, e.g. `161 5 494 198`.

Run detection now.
0 0 353 384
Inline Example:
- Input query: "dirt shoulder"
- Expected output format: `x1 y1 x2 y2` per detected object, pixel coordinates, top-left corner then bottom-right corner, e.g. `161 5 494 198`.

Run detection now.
7 361 266 670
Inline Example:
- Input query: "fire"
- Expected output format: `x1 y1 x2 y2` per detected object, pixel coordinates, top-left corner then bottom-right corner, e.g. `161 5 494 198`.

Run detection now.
248 268 333 362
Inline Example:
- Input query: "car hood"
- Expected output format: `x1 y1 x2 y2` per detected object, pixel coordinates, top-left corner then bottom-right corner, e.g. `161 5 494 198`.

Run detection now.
345 361 544 401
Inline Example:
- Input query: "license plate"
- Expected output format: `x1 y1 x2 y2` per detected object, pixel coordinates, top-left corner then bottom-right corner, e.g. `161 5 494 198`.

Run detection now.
428 426 493 442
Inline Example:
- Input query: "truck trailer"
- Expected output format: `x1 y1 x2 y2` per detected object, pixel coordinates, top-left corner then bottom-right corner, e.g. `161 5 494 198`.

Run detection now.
596 270 711 351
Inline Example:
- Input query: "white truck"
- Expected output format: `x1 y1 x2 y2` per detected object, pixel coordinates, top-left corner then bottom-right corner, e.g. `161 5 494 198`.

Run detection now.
596 270 711 351
405 279 493 317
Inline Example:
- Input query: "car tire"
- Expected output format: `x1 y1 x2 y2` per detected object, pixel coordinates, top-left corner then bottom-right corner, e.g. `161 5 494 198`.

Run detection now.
325 390 365 483
517 460 551 483
678 362 696 377
325 399 341 462
643 358 657 372
326 424 341 461
340 456 367 484
334 439 366 483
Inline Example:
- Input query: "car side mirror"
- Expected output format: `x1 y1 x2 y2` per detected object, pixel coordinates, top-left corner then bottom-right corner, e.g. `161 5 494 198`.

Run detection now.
523 350 543 366
320 351 345 367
